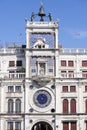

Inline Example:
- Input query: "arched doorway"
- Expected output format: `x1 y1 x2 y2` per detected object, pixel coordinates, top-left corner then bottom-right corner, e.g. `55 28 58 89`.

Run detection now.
32 121 53 130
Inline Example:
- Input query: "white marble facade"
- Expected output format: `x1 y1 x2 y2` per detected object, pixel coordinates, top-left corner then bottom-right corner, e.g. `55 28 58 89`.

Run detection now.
0 12 87 130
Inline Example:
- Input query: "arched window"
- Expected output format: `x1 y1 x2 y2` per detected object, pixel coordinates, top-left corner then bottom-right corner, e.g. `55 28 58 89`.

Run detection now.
8 99 14 113
85 99 87 113
63 99 68 114
70 99 76 113
15 99 21 113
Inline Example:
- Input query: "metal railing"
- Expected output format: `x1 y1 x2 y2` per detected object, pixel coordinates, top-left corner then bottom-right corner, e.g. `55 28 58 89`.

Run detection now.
0 48 24 54
0 72 87 79
60 48 87 54
60 72 87 78
0 73 25 79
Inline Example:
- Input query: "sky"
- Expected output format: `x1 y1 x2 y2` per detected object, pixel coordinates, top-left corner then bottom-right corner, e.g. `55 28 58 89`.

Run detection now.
0 0 87 48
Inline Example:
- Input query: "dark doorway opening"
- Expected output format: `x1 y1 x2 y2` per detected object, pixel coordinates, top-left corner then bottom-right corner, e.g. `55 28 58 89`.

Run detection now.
32 121 53 130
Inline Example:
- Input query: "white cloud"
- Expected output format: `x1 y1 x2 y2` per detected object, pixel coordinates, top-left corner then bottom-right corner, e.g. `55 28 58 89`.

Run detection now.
71 30 87 39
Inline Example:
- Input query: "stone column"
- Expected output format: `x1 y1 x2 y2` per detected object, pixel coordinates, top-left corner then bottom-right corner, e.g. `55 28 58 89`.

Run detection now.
55 28 58 49
77 82 83 113
1 118 4 130
45 62 48 75
1 83 4 113
26 54 30 78
26 26 31 78
26 30 30 48
55 51 59 77
54 28 59 78
56 82 61 113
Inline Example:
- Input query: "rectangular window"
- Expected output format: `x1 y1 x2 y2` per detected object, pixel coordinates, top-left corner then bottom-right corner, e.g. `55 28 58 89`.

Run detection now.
9 61 15 67
63 122 69 130
7 122 13 130
70 86 76 92
85 86 87 92
8 86 14 92
16 61 22 66
15 122 21 130
86 122 87 130
15 86 21 93
31 69 36 73
49 69 53 72
68 71 74 78
68 61 74 67
82 71 87 78
62 86 68 92
82 61 87 67
71 122 76 130
61 60 66 66
61 71 67 78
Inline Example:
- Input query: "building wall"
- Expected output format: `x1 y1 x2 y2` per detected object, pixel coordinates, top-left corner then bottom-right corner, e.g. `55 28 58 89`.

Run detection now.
0 24 87 130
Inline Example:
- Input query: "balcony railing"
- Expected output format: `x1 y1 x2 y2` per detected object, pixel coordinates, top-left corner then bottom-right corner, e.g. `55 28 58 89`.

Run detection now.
0 73 25 79
60 48 87 54
0 48 24 54
60 72 87 78
9 73 25 79
0 72 87 79
61 73 74 78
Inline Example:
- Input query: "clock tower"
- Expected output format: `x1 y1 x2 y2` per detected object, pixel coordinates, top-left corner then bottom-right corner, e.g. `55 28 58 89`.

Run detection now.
25 3 59 130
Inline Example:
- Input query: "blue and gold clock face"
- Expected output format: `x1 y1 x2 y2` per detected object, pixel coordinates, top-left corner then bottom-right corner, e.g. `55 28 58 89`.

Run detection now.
33 90 51 108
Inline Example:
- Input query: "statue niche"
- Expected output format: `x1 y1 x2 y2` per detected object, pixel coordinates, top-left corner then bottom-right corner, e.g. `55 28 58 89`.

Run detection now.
33 38 49 49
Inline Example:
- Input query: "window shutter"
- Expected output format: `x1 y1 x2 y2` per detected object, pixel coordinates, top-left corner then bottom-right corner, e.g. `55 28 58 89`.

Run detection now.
85 86 87 92
85 99 87 113
9 61 15 67
62 86 68 92
68 61 74 67
61 60 66 66
63 122 69 130
71 122 76 130
17 60 22 66
70 99 76 113
63 99 68 113
70 86 76 92
82 61 87 66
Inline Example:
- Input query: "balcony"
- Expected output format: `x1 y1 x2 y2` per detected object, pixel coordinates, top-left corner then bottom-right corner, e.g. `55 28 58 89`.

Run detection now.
60 48 87 54
0 48 24 55
32 75 51 87
0 72 25 79
60 71 87 78
0 71 87 79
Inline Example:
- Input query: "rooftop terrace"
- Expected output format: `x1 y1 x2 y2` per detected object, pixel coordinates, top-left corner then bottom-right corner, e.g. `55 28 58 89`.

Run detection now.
60 48 87 54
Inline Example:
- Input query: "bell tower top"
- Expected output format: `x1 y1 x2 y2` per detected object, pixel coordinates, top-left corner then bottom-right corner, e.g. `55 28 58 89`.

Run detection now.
25 2 59 79
31 2 52 22
38 1 46 21
26 2 59 49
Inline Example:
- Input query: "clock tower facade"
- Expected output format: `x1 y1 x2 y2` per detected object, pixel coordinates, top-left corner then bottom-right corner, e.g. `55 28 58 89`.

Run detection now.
24 4 59 130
